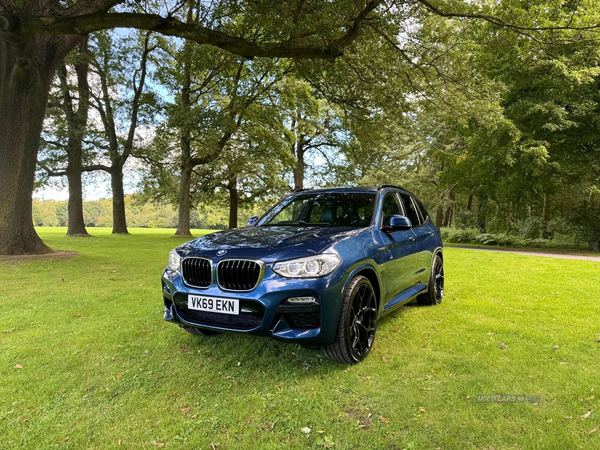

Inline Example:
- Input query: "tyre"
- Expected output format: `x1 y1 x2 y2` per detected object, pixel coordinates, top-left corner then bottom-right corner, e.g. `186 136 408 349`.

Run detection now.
417 254 444 305
323 275 378 364
183 326 220 336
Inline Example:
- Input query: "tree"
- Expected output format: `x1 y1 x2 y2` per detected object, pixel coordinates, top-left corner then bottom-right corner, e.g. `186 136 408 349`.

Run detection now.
38 37 92 237
142 41 290 235
0 0 383 254
84 31 156 234
276 77 346 190
1 0 597 254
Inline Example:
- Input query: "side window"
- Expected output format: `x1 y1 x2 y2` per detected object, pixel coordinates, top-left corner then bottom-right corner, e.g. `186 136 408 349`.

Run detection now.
381 192 403 227
414 197 429 223
399 193 421 226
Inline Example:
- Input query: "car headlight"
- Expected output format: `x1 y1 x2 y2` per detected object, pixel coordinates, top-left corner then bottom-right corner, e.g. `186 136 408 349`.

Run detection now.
273 254 341 278
168 249 181 271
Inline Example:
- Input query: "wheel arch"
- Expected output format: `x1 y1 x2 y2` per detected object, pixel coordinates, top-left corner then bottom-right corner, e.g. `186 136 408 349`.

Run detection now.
343 263 382 311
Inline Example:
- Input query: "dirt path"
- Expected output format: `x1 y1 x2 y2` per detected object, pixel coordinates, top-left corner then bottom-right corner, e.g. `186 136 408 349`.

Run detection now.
445 245 600 262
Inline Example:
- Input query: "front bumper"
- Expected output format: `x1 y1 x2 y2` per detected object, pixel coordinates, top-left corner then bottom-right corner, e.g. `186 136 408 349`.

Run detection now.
161 264 348 344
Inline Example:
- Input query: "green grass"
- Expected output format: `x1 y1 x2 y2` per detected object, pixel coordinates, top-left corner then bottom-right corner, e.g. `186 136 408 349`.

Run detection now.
2 227 600 449
445 241 600 257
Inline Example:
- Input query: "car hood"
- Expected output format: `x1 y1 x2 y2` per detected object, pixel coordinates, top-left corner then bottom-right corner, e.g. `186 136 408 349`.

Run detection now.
179 226 366 262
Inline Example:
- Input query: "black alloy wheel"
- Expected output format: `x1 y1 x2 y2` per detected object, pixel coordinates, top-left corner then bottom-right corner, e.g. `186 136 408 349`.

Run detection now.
417 254 444 306
323 275 378 364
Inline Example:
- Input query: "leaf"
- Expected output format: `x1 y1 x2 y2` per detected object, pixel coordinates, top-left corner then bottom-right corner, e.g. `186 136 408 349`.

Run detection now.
301 427 311 434
419 407 427 413
181 408 190 414
379 416 390 424
151 442 165 447
582 410 592 420
14 364 23 369
590 427 598 435
55 436 69 446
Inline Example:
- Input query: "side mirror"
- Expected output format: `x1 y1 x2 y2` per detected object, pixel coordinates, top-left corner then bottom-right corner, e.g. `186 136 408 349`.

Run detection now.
389 214 412 229
246 216 259 226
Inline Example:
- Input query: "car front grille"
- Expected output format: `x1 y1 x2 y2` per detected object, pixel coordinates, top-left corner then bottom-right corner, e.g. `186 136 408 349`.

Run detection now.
181 257 212 288
217 259 263 291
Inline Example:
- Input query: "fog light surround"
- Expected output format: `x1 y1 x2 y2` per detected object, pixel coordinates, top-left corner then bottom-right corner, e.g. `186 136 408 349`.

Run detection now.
286 296 317 304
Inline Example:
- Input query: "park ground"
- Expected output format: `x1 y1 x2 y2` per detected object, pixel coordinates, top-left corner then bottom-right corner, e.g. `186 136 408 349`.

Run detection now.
2 227 600 449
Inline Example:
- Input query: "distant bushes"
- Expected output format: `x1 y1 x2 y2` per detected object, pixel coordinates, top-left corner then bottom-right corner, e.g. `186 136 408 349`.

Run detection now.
440 227 583 249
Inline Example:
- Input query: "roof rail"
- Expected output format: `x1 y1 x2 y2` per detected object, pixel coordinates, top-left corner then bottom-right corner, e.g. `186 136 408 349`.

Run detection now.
378 185 415 195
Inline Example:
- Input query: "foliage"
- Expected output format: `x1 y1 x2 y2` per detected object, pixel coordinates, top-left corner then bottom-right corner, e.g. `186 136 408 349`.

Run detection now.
516 217 545 240
31 196 272 230
440 227 587 249
569 204 600 248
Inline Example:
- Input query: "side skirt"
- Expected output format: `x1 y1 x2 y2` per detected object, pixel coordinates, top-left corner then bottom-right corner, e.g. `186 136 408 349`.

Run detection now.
381 284 427 316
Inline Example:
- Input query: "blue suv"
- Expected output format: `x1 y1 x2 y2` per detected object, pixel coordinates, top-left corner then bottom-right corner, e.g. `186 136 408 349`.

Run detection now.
161 186 444 363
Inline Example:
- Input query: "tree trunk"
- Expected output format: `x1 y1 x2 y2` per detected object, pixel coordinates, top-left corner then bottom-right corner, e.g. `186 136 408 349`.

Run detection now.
175 165 193 237
467 195 473 211
477 194 487 233
174 18 193 238
66 156 89 236
228 180 238 229
442 206 452 227
0 38 55 254
294 142 305 190
435 205 443 228
542 193 550 238
111 166 129 234
64 40 91 237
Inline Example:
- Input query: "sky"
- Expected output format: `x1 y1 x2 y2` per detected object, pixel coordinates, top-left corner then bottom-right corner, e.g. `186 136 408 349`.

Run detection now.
34 172 141 201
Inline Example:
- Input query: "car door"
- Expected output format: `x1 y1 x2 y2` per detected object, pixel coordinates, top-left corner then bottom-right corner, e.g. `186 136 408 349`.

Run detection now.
399 193 436 287
378 191 418 306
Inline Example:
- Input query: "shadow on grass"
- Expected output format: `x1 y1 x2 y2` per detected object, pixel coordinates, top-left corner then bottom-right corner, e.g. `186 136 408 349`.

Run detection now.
164 302 432 374
168 325 343 377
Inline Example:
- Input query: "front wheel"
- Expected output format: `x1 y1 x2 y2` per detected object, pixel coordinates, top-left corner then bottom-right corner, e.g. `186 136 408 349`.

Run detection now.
417 254 444 305
322 275 378 364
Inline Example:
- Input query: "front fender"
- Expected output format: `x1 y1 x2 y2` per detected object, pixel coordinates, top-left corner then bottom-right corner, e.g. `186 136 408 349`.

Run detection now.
336 259 384 318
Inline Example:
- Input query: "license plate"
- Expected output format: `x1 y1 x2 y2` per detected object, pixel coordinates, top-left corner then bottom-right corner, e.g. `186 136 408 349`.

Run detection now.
187 295 239 315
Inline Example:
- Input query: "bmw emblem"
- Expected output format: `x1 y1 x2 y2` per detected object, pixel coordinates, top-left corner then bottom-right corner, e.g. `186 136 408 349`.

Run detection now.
216 249 227 256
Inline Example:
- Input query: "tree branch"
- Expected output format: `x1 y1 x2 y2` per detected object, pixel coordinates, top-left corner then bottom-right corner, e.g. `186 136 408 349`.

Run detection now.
416 0 600 32
39 161 67 177
82 164 112 173
3 12 342 59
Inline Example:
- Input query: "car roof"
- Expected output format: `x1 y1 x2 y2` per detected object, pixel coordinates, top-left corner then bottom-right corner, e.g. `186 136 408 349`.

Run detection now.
290 186 415 196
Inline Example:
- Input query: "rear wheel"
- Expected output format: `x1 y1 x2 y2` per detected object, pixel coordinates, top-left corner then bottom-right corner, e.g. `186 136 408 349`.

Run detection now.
323 275 378 364
417 254 444 305
183 326 220 336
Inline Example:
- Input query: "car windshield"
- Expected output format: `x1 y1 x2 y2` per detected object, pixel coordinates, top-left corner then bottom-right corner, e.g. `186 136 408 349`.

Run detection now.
260 192 376 228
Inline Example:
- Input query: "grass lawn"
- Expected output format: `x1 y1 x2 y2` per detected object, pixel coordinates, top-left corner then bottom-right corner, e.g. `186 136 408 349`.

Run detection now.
445 242 600 257
2 227 600 449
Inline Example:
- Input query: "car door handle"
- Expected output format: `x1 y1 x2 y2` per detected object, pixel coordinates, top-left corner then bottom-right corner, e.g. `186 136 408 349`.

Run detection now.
409 235 416 242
